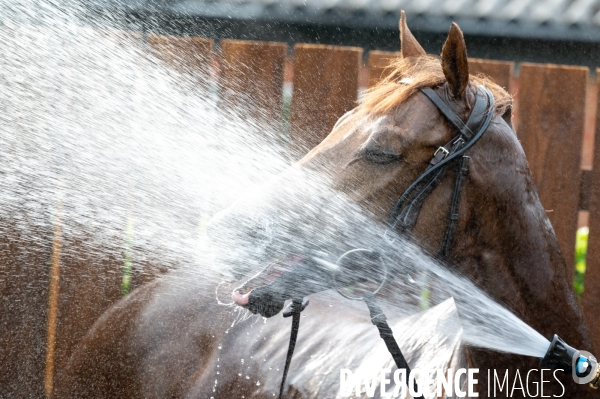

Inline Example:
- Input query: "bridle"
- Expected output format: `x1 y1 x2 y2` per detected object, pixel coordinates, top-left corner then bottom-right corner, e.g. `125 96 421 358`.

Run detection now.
277 84 495 399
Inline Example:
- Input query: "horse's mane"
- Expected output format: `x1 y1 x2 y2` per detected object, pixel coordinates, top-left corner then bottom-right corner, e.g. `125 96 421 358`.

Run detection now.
359 55 512 117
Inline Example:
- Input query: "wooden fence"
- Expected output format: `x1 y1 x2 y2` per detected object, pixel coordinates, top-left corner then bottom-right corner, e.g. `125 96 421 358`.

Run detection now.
2 33 600 398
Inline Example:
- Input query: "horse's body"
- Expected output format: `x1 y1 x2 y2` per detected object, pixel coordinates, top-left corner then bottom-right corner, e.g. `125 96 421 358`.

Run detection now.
57 14 595 398
55 270 466 398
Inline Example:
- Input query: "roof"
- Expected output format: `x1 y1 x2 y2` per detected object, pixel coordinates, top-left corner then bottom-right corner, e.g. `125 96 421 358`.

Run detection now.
96 0 600 42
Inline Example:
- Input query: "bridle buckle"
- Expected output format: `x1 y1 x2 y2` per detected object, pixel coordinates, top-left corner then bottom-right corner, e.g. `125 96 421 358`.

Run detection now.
434 146 450 158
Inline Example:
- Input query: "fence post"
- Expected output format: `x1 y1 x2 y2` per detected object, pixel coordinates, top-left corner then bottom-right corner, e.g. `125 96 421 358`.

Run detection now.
0 24 56 399
43 199 62 397
583 69 600 353
517 63 588 284
469 58 513 91
146 34 213 86
219 39 287 134
289 44 362 157
367 50 401 88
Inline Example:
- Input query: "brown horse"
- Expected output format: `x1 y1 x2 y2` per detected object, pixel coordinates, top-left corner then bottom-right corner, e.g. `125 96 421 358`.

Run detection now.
55 14 594 398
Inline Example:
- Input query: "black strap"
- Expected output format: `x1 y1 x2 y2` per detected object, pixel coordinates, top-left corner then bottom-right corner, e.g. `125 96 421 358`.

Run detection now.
278 298 306 399
421 86 490 141
438 156 470 259
364 293 425 399
276 86 495 399
372 87 493 398
387 86 493 232
421 87 474 140
392 137 465 231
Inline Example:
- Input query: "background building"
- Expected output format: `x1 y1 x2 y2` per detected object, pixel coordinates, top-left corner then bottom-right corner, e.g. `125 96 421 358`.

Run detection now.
93 0 600 67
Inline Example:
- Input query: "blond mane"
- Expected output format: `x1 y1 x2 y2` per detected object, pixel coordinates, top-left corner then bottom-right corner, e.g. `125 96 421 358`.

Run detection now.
359 55 512 118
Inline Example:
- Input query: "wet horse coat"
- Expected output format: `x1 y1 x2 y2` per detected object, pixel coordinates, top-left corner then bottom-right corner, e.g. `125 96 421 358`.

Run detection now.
56 15 594 399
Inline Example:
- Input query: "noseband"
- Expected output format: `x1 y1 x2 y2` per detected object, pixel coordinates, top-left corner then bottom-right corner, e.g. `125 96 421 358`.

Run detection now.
277 85 495 399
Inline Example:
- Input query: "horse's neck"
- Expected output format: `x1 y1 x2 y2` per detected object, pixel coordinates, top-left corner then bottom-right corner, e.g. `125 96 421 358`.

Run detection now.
453 125 590 347
465 132 563 303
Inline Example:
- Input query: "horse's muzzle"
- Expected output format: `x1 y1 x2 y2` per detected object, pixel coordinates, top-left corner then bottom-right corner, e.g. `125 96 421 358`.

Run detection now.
232 257 334 318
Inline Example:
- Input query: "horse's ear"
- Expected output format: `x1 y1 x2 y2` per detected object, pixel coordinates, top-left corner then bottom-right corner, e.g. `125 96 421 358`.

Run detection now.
400 11 426 58
441 23 469 99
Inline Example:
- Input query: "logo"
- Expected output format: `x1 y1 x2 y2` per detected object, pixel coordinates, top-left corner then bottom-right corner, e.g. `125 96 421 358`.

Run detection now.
572 350 598 384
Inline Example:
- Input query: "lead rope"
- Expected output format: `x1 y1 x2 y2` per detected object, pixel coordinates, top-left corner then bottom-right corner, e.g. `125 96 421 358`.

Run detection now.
363 293 425 399
278 298 307 399
277 295 426 399
276 86 493 398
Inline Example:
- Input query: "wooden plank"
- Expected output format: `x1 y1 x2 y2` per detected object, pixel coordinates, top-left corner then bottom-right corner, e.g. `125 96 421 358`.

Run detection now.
0 24 56 399
51 236 123 391
0 221 52 398
581 78 597 171
47 31 144 394
367 50 401 88
517 63 588 284
583 70 600 353
219 40 287 130
469 58 513 91
44 205 63 396
290 44 362 156
146 34 213 85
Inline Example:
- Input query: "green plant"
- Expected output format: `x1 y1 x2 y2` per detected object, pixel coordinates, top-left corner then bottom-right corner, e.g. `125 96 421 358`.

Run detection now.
574 226 588 297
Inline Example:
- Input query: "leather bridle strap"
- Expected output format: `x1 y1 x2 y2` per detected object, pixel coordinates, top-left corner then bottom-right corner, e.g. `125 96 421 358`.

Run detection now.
276 86 495 399
387 86 494 233
438 155 470 259
364 293 425 399
420 89 474 140
421 86 491 141
360 86 494 398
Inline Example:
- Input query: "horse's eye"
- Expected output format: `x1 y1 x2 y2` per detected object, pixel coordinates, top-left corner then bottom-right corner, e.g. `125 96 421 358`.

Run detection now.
364 148 401 164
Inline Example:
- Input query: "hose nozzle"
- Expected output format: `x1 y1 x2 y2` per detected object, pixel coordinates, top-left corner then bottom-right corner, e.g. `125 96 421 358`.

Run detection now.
540 334 599 389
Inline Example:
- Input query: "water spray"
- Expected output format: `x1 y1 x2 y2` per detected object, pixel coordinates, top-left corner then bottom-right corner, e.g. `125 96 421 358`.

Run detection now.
540 334 600 389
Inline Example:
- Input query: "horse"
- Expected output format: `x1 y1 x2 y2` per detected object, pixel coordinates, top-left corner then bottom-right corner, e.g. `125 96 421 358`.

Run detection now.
55 13 595 398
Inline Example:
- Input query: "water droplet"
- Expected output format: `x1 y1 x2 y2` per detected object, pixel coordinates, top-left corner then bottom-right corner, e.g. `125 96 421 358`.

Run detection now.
245 375 250 379
216 371 220 374
238 373 242 377
241 359 244 364
256 381 260 386
218 345 222 350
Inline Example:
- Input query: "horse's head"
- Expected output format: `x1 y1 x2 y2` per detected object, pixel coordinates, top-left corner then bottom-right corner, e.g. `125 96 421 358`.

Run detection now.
208 14 514 318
